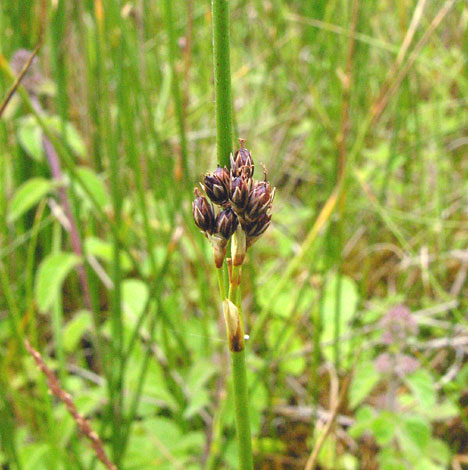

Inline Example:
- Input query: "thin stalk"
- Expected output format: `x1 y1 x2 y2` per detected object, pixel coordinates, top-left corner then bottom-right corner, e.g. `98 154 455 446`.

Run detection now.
210 3 253 466
229 349 253 470
225 265 254 470
163 0 189 184
211 0 233 167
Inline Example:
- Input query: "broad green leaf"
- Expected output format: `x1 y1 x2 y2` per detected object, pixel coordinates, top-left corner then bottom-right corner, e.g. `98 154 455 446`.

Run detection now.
75 167 110 210
18 442 49 470
378 448 405 470
403 415 430 450
397 414 431 461
348 405 374 438
349 360 379 408
406 369 436 409
8 177 52 223
35 252 80 312
425 399 458 421
63 310 92 352
17 116 43 161
371 411 397 445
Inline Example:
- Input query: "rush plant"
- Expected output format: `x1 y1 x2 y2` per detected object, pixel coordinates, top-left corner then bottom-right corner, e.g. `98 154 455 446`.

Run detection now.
193 139 275 470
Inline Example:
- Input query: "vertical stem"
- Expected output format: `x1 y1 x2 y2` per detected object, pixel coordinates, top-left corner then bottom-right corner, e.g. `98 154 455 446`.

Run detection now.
230 350 254 470
211 0 233 167
211 2 252 467
163 0 189 183
227 267 253 470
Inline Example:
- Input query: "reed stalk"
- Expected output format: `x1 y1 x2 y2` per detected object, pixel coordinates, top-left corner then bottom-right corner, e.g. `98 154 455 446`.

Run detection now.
210 2 254 468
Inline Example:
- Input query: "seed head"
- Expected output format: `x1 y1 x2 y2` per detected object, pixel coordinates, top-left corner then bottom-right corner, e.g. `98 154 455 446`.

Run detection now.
216 208 238 240
230 176 251 213
244 180 275 223
230 139 254 178
204 165 230 206
243 213 271 247
192 188 215 234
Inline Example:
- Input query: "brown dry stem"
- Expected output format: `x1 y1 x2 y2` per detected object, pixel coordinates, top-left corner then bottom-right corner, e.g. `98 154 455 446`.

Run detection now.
24 340 117 470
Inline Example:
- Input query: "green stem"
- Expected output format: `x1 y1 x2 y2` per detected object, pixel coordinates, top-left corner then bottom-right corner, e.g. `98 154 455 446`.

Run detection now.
211 2 252 466
230 349 254 470
227 265 253 470
163 0 189 183
217 267 226 299
211 0 233 167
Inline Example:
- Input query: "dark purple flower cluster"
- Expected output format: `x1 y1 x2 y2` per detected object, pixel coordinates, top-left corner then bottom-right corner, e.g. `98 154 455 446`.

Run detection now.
192 139 275 267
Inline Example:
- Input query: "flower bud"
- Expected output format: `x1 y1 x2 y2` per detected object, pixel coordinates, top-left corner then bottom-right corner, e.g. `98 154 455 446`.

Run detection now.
244 213 272 247
230 139 254 178
192 189 215 234
244 180 275 223
230 176 250 214
216 208 238 240
204 165 230 206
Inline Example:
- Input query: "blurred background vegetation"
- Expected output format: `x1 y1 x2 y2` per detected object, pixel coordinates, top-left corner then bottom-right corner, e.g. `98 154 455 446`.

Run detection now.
1 1 468 469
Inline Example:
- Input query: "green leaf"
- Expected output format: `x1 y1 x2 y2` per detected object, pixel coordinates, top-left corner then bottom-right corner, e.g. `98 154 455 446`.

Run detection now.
348 405 374 438
45 116 86 159
403 415 430 450
8 177 52 223
406 369 436 409
371 411 397 445
122 279 149 325
75 167 110 210
349 360 379 408
378 448 405 470
17 116 43 161
397 414 431 461
63 310 92 352
35 252 80 312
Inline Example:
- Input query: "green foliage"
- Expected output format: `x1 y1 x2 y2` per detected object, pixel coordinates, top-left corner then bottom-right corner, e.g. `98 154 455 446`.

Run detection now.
34 252 81 312
8 177 52 222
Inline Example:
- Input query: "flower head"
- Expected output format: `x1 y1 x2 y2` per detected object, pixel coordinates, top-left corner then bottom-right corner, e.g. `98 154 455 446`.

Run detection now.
192 188 215 235
216 208 238 240
230 139 254 178
193 139 275 267
204 165 230 206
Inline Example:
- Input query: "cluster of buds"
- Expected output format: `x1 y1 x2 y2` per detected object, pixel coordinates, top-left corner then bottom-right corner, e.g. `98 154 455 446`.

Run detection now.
192 139 275 268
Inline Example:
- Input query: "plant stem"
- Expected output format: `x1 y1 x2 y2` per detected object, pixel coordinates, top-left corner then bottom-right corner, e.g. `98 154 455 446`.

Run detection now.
230 349 254 470
211 0 233 167
211 2 253 467
217 267 226 299
163 0 189 183
226 266 253 470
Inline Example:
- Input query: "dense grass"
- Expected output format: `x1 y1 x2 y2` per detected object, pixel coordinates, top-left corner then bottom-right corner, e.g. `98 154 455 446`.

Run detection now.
1 1 468 469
